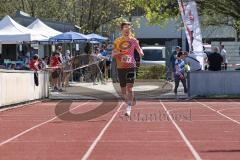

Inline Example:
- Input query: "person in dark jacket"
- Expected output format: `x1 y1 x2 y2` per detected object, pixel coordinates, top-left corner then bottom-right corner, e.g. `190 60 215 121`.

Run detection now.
208 47 223 71
169 46 181 81
174 51 187 99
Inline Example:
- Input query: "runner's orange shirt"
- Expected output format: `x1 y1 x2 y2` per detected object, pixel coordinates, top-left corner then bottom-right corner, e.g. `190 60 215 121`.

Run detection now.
113 36 141 69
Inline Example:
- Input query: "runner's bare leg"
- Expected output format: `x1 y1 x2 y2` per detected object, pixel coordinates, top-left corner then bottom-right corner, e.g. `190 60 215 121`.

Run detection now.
126 83 134 106
121 87 127 103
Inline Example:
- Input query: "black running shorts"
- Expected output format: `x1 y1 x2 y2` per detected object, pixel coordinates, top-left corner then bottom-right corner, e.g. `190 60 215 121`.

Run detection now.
117 68 136 87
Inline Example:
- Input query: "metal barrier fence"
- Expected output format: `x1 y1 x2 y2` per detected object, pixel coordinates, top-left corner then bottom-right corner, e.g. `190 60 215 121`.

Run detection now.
0 70 49 107
188 71 240 97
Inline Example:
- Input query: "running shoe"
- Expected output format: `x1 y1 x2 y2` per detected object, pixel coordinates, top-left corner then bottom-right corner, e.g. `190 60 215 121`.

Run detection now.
125 105 132 117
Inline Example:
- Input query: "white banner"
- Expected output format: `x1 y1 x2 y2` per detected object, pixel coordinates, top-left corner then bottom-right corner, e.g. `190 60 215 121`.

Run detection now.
178 0 205 69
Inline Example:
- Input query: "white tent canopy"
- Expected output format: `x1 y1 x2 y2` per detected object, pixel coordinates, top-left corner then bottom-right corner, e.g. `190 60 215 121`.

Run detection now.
0 15 47 44
27 19 62 39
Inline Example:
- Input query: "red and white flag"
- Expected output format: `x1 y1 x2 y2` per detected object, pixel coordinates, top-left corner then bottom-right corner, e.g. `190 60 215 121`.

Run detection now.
178 0 205 69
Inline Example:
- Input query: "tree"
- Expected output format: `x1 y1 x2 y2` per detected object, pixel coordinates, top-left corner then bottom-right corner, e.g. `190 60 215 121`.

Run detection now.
0 0 20 17
134 0 179 25
198 0 240 40
72 0 136 33
0 0 137 34
134 0 240 40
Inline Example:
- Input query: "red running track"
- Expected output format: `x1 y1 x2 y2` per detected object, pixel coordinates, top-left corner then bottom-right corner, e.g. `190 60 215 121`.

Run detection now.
0 99 240 160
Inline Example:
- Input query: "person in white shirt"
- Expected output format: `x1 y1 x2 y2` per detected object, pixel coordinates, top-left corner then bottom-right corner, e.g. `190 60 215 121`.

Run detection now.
62 50 72 87
54 46 64 90
90 48 104 85
63 50 72 64
220 45 228 70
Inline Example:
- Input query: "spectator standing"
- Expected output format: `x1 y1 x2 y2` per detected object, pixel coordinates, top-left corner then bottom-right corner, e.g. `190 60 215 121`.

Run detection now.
208 47 223 71
18 52 30 70
85 43 91 54
56 46 63 63
183 52 201 72
26 47 35 59
29 54 40 71
170 46 181 81
220 45 228 70
41 56 49 69
174 51 187 99
62 50 72 87
29 54 40 86
203 46 210 70
90 48 101 85
55 46 64 90
100 44 110 80
50 52 62 91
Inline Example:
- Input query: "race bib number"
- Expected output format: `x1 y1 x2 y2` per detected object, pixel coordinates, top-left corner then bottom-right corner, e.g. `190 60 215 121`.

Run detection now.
121 55 132 63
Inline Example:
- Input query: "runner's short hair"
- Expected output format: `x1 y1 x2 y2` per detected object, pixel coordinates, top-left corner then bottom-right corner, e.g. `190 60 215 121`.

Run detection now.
121 21 131 29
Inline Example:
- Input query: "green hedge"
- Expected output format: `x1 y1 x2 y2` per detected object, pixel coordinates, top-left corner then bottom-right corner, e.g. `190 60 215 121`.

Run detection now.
136 65 166 80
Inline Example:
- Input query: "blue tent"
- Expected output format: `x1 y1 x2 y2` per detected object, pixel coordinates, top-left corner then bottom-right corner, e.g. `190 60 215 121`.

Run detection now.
50 31 90 42
86 33 108 42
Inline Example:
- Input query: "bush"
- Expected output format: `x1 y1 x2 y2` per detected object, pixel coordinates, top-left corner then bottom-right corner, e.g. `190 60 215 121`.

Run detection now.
136 65 166 80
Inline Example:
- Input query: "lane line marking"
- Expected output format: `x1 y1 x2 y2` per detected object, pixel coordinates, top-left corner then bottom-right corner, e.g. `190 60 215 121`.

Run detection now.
146 130 169 133
0 100 43 112
0 101 89 147
81 102 124 160
195 100 240 125
218 107 240 112
8 139 240 143
160 100 202 160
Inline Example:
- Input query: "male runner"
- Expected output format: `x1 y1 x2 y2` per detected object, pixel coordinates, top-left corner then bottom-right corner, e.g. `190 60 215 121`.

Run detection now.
112 21 144 116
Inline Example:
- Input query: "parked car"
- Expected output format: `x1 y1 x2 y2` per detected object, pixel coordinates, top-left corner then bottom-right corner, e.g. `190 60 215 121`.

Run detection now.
141 46 166 65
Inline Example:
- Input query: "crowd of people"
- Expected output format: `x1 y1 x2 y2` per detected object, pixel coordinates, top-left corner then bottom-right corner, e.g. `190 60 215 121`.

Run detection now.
0 41 113 92
90 44 111 85
26 46 72 91
31 45 111 92
169 45 227 99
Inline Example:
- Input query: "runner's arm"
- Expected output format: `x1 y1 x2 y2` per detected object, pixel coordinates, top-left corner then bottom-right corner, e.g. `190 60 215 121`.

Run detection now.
112 41 122 57
135 40 144 57
112 50 122 57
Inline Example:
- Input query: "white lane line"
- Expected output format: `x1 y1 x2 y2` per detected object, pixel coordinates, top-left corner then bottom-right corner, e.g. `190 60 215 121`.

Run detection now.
193 120 232 122
146 130 169 133
227 99 240 103
0 101 90 147
0 100 43 112
218 107 240 113
194 101 217 112
160 100 202 160
227 99 240 106
195 100 240 125
81 102 124 160
9 139 240 143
